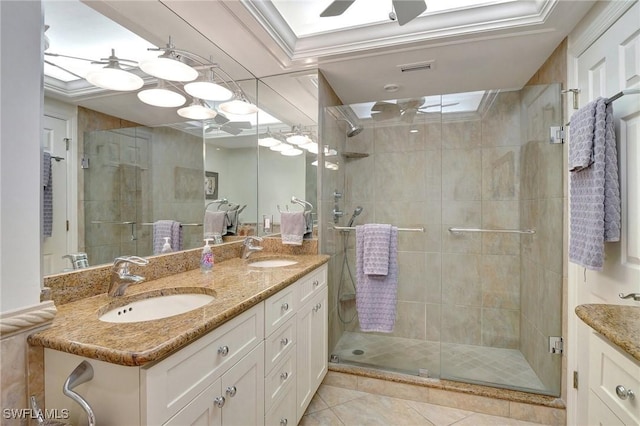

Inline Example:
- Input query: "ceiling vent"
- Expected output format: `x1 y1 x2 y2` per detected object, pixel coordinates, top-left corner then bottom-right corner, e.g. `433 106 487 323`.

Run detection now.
398 60 436 73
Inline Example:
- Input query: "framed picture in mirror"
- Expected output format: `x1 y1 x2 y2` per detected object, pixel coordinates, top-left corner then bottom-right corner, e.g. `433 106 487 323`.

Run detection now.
205 171 218 200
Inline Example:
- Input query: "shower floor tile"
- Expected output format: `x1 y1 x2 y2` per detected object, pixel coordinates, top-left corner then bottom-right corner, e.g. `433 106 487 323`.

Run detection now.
332 331 547 392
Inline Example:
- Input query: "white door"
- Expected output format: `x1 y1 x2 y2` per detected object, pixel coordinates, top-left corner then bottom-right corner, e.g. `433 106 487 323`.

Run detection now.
568 2 640 424
42 114 71 274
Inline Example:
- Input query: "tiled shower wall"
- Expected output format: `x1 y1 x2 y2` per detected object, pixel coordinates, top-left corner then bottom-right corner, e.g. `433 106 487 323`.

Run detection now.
83 125 204 266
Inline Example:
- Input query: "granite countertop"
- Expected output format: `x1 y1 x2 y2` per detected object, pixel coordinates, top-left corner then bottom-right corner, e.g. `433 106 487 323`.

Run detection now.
575 304 640 362
28 253 329 367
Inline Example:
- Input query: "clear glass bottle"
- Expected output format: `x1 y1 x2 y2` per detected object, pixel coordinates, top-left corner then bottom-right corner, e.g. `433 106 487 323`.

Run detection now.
200 239 214 273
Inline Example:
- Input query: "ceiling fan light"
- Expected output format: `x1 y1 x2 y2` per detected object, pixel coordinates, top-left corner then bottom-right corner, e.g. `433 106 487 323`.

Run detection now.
281 147 303 156
139 55 198 82
302 142 319 154
184 78 233 101
219 99 258 115
177 103 218 120
137 85 186 107
86 66 143 91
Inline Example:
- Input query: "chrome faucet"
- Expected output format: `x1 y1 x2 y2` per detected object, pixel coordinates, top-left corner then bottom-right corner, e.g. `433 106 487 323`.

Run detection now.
241 236 264 259
108 256 149 297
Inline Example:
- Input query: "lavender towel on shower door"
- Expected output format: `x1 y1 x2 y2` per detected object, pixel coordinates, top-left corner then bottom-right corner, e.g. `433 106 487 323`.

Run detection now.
355 224 398 333
569 97 621 271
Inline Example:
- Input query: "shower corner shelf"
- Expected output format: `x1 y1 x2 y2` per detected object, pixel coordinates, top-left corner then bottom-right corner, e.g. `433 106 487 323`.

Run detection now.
343 152 369 159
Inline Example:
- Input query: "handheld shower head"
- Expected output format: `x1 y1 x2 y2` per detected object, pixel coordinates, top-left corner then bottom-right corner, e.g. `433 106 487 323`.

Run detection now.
347 206 363 227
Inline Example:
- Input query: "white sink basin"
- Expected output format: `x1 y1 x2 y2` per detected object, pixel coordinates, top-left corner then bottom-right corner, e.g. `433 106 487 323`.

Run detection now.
249 259 298 268
99 293 215 323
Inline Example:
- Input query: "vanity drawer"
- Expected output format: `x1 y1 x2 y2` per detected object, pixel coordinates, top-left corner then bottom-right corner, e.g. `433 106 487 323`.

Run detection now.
265 376 296 426
297 264 327 306
589 332 640 426
265 284 296 336
265 316 296 374
143 303 264 425
264 350 296 413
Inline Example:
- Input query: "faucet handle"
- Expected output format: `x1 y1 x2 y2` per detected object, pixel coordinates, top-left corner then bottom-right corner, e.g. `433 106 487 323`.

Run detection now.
113 256 149 272
244 236 263 245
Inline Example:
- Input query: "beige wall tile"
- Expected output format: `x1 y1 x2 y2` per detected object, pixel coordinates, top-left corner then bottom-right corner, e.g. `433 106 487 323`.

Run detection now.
429 388 510 417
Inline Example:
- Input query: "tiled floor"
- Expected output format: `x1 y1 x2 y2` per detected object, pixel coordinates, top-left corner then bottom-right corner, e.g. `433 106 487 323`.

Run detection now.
332 332 547 393
300 384 549 425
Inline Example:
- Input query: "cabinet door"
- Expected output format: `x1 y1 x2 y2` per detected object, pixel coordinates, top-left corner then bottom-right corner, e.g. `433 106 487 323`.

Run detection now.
221 343 265 426
296 287 328 422
164 379 222 426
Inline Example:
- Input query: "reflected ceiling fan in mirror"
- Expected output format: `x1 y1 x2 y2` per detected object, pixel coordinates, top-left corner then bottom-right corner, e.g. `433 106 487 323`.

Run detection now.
320 0 427 26
370 98 459 122
205 114 253 136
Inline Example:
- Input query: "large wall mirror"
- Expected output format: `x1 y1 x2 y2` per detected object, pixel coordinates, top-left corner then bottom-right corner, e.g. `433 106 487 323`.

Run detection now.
42 0 318 276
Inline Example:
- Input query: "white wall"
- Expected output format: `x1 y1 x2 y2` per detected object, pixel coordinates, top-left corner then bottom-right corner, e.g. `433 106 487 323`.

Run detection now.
0 0 44 313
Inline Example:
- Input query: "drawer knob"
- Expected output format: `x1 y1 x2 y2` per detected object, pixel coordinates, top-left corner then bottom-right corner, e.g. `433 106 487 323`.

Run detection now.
226 386 237 397
281 337 289 346
313 303 322 312
313 280 319 287
280 419 288 426
218 345 229 356
280 371 289 380
281 302 289 311
214 396 226 408
616 385 635 400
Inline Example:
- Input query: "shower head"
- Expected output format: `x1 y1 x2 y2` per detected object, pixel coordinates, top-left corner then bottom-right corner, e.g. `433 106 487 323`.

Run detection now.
347 206 363 227
346 121 364 137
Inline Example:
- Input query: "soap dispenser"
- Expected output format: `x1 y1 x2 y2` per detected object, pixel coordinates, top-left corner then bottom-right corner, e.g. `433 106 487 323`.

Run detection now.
161 237 172 253
200 239 214 274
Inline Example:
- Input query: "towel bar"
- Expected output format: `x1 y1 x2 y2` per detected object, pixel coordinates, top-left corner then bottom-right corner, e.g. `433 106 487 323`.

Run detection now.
332 225 424 232
448 227 535 234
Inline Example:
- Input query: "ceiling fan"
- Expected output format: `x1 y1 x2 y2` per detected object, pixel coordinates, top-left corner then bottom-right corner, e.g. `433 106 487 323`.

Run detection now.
206 113 253 136
370 98 459 122
320 0 427 26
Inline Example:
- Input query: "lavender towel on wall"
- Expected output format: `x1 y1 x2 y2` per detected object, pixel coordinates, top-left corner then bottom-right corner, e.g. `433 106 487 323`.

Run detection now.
153 220 183 254
569 97 621 271
42 151 53 238
204 210 229 237
280 211 306 245
356 224 398 333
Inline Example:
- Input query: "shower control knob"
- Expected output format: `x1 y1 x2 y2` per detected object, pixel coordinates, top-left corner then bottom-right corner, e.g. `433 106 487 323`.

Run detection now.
214 396 225 408
218 345 229 356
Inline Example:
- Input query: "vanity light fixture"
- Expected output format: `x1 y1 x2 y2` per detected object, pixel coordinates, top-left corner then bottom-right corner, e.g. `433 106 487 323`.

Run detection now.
301 141 319 154
285 125 313 145
82 49 144 91
270 142 293 152
137 79 186 107
178 98 218 120
139 38 198 82
184 68 233 101
281 147 304 156
219 91 259 115
258 129 282 147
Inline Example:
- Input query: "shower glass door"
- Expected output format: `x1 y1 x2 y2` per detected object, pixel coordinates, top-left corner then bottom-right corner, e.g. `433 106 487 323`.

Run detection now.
324 84 563 397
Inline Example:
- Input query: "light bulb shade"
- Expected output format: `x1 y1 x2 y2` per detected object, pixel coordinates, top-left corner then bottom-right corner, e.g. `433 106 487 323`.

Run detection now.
139 56 198 82
270 143 292 152
258 136 281 147
86 67 143 91
281 147 303 156
184 81 233 101
137 87 186 107
219 99 258 115
302 142 319 154
286 134 311 145
177 103 217 120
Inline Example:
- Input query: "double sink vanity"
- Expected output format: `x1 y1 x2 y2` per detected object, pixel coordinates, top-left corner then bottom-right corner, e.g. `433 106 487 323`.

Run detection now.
29 244 329 426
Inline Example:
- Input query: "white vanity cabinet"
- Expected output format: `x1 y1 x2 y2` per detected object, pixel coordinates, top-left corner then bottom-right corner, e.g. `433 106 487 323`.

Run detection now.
43 263 328 426
295 266 328 423
588 332 640 425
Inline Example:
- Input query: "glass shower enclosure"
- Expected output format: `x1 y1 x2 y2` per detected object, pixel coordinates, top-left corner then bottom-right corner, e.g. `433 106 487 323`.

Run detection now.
322 84 563 396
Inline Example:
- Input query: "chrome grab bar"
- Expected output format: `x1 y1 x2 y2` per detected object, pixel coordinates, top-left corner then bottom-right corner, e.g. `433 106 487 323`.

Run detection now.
448 227 535 235
332 225 424 232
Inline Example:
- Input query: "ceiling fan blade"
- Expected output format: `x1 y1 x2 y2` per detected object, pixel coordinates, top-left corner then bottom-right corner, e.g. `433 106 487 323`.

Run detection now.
392 0 426 26
213 114 230 125
220 124 243 136
371 101 400 113
320 0 356 17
